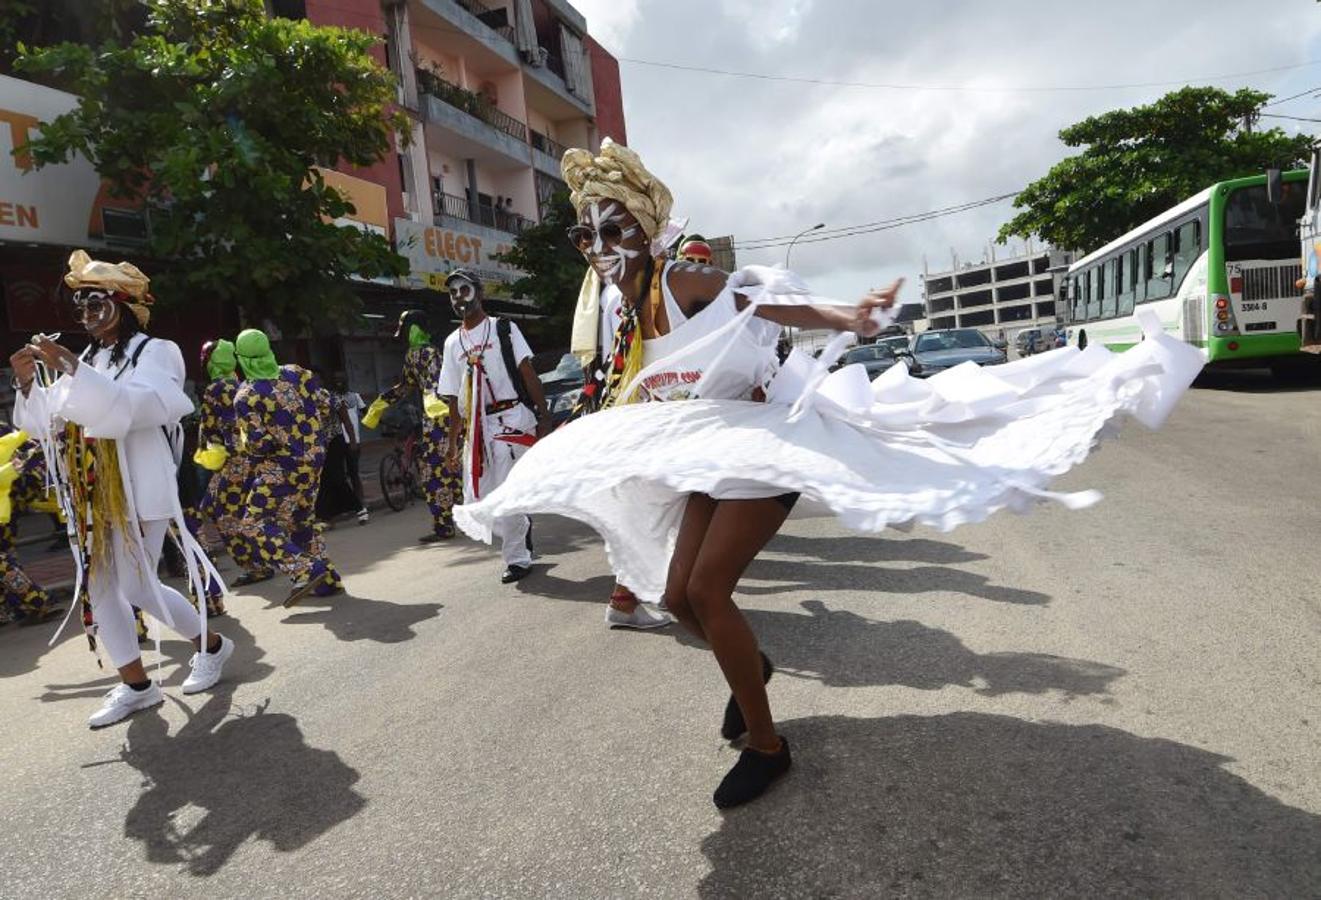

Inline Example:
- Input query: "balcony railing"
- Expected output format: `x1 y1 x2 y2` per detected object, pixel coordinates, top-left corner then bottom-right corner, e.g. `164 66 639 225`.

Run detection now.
453 0 515 43
416 69 529 144
530 130 569 161
435 192 534 235
543 51 565 81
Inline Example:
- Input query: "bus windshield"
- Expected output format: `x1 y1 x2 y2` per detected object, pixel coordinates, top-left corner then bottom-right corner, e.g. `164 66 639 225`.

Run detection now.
1224 183 1306 260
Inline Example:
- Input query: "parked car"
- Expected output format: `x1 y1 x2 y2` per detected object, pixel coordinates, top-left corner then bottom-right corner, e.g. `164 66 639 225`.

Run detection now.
909 328 1007 377
1014 328 1046 357
832 342 917 379
539 353 586 426
877 334 910 355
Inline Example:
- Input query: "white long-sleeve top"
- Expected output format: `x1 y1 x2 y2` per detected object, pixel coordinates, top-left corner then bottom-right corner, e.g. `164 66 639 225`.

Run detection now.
14 333 193 521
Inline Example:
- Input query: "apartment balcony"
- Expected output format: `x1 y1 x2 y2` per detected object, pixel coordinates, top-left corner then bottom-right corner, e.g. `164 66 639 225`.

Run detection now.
434 191 534 236
529 129 570 176
417 72 530 165
418 0 520 64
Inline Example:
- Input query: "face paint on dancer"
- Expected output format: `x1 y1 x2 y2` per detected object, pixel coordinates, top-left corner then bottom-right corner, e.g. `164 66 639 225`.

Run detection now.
569 201 646 286
447 272 482 319
71 288 121 338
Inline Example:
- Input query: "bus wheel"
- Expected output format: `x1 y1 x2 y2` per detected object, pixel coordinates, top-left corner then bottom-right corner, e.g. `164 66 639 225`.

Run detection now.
1077 331 1088 350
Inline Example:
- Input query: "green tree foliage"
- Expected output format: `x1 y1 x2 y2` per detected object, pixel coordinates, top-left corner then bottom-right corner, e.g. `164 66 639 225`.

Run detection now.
496 191 588 339
14 0 409 327
998 87 1313 253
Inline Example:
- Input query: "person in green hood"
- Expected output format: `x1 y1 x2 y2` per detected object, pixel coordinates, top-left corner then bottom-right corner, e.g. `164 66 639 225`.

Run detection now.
231 328 344 606
187 340 268 606
364 309 462 543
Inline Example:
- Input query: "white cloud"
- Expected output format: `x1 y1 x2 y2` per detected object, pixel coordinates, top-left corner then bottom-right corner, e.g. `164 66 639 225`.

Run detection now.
569 0 641 51
588 0 1321 303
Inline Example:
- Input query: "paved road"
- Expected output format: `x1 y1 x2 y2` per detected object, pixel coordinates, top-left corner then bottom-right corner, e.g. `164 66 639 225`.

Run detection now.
1 369 1319 898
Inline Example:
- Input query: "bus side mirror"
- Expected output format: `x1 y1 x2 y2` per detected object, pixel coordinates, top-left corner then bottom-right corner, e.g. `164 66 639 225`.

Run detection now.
1266 168 1283 205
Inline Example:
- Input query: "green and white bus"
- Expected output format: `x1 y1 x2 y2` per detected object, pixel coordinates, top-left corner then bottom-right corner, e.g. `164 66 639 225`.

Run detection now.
1064 170 1308 372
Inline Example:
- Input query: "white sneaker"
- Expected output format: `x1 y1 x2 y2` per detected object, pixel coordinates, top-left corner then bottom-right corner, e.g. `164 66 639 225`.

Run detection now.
181 634 235 695
88 682 163 729
605 603 671 630
356 508 370 525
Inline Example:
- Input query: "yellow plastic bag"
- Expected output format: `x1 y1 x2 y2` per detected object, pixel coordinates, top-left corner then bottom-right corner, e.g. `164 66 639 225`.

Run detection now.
0 430 28 525
193 443 229 472
422 392 450 421
362 396 390 430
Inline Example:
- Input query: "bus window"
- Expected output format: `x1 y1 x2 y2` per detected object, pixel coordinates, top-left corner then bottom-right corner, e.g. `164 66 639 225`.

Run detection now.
1086 266 1100 320
1134 244 1147 304
1172 220 1200 288
1100 259 1116 318
1146 233 1172 300
1071 277 1084 321
1118 249 1136 315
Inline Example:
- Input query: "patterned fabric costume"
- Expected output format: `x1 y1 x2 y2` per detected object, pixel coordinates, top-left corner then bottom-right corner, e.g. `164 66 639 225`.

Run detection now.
378 343 461 535
192 376 260 576
233 364 342 591
0 437 58 624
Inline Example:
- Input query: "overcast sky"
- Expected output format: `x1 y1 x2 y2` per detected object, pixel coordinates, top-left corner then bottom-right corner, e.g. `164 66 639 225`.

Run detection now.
569 0 1321 302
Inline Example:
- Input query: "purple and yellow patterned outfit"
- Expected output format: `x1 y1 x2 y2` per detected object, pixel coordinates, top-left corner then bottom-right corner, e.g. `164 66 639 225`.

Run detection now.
0 438 57 623
190 377 262 579
380 345 461 535
233 365 342 590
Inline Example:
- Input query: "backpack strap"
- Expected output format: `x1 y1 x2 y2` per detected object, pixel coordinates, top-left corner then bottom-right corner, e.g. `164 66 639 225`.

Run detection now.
496 318 535 411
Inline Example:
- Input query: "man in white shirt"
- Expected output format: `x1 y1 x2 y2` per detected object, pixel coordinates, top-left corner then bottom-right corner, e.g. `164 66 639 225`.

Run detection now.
438 270 551 583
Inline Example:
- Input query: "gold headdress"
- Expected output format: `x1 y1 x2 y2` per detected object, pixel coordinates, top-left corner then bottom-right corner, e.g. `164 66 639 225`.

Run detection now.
63 250 153 327
561 138 673 241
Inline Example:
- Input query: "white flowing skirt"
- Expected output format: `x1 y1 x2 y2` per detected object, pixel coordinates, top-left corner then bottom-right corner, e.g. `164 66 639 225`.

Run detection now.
455 314 1204 601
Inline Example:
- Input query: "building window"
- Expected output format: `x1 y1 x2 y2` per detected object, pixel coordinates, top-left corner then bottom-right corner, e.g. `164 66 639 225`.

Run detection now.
270 0 307 20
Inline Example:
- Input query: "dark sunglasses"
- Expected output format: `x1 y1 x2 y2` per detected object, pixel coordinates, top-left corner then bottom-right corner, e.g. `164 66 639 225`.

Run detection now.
566 222 623 251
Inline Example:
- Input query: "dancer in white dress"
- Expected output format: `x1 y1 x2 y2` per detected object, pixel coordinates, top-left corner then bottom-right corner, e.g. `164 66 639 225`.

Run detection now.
455 141 1203 808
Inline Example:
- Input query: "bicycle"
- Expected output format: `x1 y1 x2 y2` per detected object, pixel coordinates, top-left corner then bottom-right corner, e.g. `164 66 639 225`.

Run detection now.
379 423 426 512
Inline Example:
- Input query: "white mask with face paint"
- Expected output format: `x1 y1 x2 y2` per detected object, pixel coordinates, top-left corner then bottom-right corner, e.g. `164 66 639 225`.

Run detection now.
585 201 640 285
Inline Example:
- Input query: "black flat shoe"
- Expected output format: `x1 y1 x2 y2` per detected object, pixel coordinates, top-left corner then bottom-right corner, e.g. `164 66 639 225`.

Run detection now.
713 737 792 809
721 652 774 740
500 564 531 584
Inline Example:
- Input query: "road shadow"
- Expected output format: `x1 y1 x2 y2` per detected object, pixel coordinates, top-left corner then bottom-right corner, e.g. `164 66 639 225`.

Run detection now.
0 612 82 681
743 557 1050 606
37 616 272 704
766 533 988 566
698 712 1321 897
660 601 1122 698
1193 367 1321 394
515 564 616 606
281 593 442 644
98 686 366 877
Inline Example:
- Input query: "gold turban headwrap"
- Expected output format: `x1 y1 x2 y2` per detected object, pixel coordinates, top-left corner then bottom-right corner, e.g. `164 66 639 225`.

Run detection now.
63 250 153 327
561 138 673 242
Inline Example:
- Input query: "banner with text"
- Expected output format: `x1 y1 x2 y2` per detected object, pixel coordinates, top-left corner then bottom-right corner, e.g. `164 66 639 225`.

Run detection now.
394 218 525 299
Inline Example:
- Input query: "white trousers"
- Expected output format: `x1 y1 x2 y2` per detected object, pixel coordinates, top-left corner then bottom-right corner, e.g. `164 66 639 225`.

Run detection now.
471 433 531 568
91 519 200 669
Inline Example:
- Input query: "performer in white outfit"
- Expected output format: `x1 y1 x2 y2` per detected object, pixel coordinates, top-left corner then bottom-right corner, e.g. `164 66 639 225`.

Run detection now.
437 269 551 584
456 140 1204 809
10 252 234 729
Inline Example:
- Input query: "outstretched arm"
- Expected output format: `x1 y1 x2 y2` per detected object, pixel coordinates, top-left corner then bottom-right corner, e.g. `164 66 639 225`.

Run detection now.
667 264 903 338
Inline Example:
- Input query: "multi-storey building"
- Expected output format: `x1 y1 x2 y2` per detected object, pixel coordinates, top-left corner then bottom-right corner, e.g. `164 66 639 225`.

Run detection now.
921 247 1074 337
0 0 625 393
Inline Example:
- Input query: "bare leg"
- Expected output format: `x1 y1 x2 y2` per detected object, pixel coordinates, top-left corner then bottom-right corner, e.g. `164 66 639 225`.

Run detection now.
663 494 718 640
685 497 790 753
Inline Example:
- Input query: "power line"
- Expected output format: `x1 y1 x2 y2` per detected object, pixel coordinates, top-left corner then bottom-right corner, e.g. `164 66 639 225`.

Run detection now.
733 194 1019 251
617 57 1321 95
1261 112 1321 123
1262 86 1321 107
736 193 1021 245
